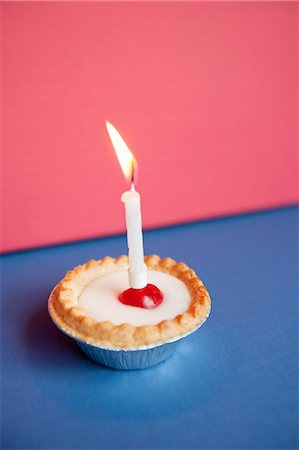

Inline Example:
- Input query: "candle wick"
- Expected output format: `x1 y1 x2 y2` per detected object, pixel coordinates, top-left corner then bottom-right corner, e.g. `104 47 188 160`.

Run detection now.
131 158 136 191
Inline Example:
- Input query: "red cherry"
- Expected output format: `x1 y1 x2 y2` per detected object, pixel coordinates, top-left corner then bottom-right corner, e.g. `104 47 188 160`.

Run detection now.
118 284 163 309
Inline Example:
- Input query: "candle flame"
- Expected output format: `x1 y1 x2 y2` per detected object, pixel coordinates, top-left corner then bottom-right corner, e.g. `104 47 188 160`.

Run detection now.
106 120 136 184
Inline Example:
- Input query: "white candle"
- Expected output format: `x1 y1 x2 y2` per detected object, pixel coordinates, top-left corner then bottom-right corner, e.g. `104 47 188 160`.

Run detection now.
121 187 147 288
106 120 147 289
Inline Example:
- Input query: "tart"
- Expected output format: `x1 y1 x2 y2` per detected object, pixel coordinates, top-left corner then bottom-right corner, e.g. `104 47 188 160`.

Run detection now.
48 255 211 350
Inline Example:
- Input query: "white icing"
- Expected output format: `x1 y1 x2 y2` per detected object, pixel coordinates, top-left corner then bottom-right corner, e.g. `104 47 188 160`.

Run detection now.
79 269 191 326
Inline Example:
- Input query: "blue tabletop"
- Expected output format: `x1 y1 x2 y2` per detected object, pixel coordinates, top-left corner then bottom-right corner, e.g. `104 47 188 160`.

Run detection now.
1 207 298 450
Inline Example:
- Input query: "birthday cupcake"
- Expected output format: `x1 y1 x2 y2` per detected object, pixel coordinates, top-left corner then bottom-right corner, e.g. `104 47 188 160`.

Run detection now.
48 121 211 369
48 255 211 369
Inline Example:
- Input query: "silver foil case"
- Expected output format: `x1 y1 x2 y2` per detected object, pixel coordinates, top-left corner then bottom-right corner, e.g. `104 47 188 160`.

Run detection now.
76 339 180 370
50 316 210 370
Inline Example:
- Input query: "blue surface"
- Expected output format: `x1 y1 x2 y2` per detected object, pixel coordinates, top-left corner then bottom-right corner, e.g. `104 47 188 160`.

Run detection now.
1 207 298 450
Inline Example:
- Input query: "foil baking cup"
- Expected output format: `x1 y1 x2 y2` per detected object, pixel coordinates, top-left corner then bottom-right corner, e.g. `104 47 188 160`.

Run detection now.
48 288 210 370
76 339 180 370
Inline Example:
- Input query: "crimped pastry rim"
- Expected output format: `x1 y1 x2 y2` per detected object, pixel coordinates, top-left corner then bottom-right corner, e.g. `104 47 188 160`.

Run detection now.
48 255 211 349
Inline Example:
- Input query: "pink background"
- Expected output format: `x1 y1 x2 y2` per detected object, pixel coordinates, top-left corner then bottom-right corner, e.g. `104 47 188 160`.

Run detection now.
2 2 298 252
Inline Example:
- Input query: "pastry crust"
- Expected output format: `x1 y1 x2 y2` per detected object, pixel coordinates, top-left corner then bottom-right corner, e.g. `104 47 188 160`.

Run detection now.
48 255 211 349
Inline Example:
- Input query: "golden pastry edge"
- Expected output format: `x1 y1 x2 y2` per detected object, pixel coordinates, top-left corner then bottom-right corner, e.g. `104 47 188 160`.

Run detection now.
48 255 211 349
